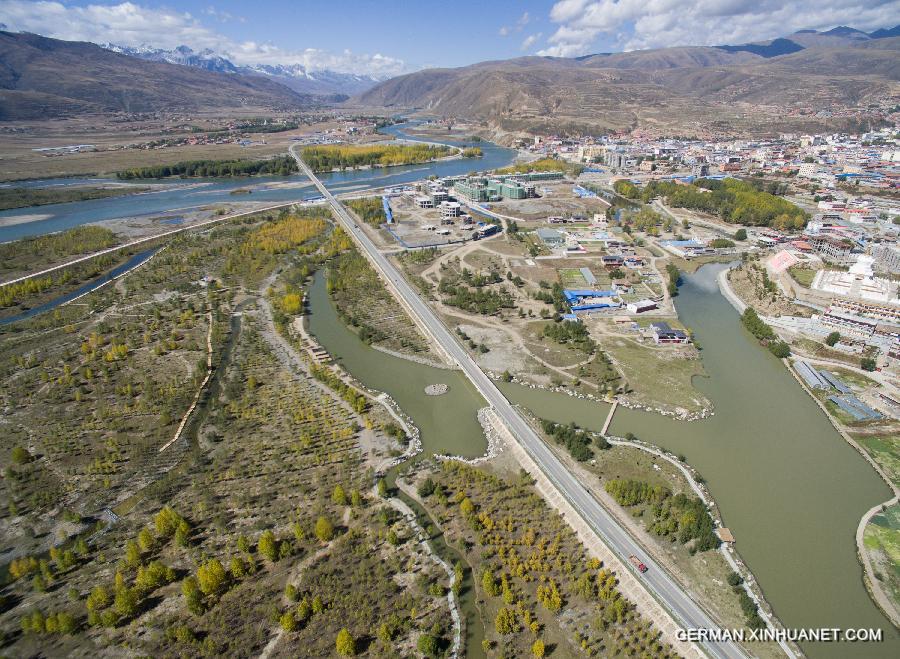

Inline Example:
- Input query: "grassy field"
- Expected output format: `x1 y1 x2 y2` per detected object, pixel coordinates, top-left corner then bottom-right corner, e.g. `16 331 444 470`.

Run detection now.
850 427 900 620
863 504 900 619
601 337 710 414
558 268 589 288
522 321 590 369
787 266 817 288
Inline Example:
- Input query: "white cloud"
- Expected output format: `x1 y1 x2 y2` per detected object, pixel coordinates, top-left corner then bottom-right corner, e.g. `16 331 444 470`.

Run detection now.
0 0 406 76
499 11 531 37
538 0 900 56
521 32 543 51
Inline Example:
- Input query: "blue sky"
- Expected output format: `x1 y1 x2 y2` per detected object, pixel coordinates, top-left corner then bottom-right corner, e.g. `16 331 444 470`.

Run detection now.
2 1 898 76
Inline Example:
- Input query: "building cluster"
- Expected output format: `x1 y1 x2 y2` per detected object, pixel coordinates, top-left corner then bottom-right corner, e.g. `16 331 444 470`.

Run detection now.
447 172 564 203
522 128 899 194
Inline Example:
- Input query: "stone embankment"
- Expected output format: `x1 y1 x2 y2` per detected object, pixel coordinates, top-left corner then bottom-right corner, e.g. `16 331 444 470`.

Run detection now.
435 407 504 465
489 372 713 421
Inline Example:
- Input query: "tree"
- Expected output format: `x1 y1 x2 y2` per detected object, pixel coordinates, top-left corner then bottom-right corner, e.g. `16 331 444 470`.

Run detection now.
86 585 110 612
11 446 32 465
113 586 139 619
734 228 747 241
481 569 500 597
280 611 297 632
336 628 356 656
377 478 388 498
495 607 518 634
258 530 278 562
861 357 877 372
459 497 475 517
137 528 155 553
377 622 393 645
532 638 546 658
124 540 142 569
825 331 841 347
56 611 77 634
237 534 250 553
315 516 335 543
197 559 227 596
154 506 185 537
332 484 347 506
417 477 436 497
182 576 203 615
175 519 191 547
418 633 439 656
230 556 246 579
769 341 791 358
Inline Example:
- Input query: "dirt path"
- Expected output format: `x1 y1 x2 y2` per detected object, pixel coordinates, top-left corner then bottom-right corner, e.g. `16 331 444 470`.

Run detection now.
382 482 462 658
257 544 333 659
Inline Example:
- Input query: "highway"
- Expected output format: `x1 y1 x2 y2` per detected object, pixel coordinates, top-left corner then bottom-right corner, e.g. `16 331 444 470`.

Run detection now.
290 145 749 659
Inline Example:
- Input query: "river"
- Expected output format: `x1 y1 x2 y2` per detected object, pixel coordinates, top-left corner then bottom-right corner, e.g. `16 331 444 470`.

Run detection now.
307 262 897 658
0 123 515 243
0 247 160 326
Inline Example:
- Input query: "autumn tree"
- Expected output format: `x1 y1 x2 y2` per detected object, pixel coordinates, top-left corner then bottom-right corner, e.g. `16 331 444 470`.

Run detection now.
182 576 203 615
258 530 278 562
315 516 334 543
280 611 297 632
197 558 227 597
336 628 356 656
332 484 347 506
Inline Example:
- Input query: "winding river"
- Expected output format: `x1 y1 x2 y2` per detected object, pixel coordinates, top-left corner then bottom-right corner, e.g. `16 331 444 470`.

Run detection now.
0 123 514 243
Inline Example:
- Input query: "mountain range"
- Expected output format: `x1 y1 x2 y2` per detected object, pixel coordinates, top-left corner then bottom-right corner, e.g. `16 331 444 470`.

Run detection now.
1 25 898 135
0 31 325 120
101 44 384 96
355 25 900 138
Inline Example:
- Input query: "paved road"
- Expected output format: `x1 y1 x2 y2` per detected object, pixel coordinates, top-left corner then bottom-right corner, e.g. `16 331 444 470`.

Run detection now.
291 145 749 659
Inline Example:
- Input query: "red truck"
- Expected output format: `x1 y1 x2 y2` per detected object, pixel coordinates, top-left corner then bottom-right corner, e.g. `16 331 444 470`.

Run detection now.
629 555 648 573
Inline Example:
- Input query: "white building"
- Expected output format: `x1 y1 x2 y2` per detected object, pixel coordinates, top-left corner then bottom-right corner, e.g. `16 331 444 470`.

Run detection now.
439 201 461 218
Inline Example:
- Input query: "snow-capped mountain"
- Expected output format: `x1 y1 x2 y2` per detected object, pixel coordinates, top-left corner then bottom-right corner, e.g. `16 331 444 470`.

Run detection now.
102 44 384 96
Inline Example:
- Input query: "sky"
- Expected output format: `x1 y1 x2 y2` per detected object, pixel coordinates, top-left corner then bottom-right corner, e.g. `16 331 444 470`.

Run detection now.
1 0 899 76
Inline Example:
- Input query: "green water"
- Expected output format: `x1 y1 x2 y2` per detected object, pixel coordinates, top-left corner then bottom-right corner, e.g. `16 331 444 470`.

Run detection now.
307 264 898 658
306 271 487 458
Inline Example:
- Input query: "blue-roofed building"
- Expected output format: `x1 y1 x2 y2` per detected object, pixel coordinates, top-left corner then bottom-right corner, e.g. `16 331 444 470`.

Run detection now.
796 361 829 389
828 395 882 421
819 370 852 394
564 289 617 304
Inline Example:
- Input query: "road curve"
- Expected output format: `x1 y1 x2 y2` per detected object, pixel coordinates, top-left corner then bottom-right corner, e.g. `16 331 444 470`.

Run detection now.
291 145 749 659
